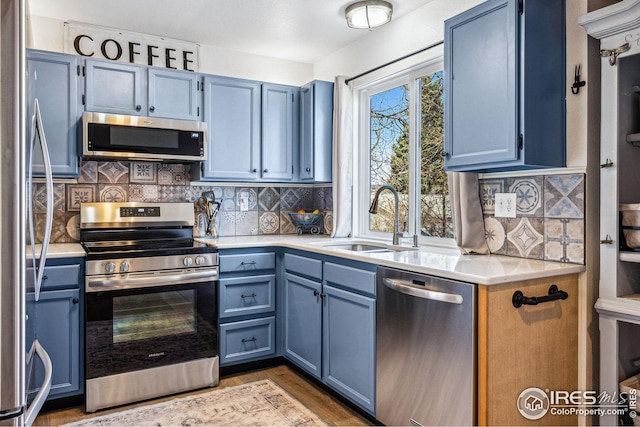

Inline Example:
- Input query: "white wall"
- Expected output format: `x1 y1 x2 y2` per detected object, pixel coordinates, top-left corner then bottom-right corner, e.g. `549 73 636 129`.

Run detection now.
26 15 314 86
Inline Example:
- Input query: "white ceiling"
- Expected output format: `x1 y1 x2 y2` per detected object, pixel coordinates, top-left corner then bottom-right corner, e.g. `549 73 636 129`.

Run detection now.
27 0 436 64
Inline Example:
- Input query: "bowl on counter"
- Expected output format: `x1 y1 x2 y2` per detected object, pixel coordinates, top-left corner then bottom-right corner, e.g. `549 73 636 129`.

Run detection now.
289 212 323 235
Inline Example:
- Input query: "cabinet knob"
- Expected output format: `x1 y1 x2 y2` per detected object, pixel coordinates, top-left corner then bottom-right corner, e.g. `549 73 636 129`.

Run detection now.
305 167 311 172
135 105 142 111
263 169 269 173
313 290 319 297
72 297 79 304
251 168 257 173
149 105 155 112
441 150 449 158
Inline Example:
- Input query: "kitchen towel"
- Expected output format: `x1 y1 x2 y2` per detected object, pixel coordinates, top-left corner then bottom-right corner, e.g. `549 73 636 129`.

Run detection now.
448 172 490 254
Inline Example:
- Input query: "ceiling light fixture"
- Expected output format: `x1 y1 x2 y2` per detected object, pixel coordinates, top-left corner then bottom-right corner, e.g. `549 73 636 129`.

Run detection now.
345 0 393 30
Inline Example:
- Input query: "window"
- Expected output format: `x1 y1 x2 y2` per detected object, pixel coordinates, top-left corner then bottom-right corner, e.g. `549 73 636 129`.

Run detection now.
356 60 453 244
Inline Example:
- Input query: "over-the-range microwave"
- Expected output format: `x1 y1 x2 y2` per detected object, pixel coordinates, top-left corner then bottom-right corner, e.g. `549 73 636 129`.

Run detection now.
82 112 207 162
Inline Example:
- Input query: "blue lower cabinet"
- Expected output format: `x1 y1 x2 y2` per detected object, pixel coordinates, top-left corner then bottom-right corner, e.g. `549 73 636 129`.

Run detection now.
283 252 376 415
32 288 82 399
322 285 376 414
219 317 276 365
283 272 322 379
219 274 276 319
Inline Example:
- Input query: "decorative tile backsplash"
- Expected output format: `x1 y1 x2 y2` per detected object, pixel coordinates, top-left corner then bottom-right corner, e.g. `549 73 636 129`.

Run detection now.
479 173 585 264
34 160 333 243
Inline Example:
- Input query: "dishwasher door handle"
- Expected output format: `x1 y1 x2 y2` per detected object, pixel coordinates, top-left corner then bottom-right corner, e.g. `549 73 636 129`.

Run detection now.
382 278 464 304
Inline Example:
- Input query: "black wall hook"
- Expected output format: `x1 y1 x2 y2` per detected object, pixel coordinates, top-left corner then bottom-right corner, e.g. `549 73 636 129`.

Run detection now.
571 64 586 95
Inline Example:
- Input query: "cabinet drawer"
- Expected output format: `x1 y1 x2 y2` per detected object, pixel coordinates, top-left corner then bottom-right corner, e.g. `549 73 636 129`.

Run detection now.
219 317 275 365
219 252 275 273
284 253 322 280
324 262 376 296
219 274 276 319
27 263 82 291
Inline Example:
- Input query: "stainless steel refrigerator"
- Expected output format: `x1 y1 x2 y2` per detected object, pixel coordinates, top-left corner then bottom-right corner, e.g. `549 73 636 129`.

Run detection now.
1 0 54 425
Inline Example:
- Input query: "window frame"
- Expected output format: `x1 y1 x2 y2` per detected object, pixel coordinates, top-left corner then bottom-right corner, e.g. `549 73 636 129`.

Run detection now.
353 57 456 247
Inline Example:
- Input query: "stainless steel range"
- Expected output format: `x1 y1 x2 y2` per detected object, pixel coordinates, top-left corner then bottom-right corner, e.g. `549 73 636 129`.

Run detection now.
80 202 219 413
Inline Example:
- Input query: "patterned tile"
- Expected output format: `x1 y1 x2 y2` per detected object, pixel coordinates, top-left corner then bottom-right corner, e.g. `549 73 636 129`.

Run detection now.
79 161 98 183
544 218 585 264
158 164 188 185
323 211 334 235
279 211 297 234
479 178 505 215
235 211 259 236
281 188 302 210
98 161 129 183
98 185 128 202
128 185 159 202
67 185 96 211
258 187 280 211
506 217 544 259
544 174 585 219
299 187 314 210
259 212 280 235
214 187 236 212
34 212 68 243
217 211 236 237
484 216 507 254
130 162 157 184
32 183 65 213
313 187 333 211
65 213 81 242
507 176 543 217
236 188 258 211
158 186 188 202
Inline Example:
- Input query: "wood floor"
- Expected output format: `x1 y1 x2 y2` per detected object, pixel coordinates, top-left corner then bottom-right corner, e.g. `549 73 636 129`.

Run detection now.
34 365 372 426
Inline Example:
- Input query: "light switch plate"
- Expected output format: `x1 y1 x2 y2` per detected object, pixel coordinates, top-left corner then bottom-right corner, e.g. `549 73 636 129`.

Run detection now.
494 193 517 218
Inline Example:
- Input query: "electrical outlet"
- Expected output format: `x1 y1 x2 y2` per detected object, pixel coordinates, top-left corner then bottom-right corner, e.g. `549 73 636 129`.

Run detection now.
494 193 517 218
239 193 249 212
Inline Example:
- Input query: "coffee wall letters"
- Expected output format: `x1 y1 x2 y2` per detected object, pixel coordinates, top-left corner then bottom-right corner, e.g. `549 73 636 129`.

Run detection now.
64 21 200 72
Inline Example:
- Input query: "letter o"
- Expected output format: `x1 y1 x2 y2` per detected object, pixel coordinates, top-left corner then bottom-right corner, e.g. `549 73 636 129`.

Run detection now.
100 39 123 61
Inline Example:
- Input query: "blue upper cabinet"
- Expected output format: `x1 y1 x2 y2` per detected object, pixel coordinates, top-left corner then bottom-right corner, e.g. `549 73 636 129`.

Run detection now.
262 83 296 181
300 81 333 182
148 68 201 121
444 0 565 172
84 60 146 115
27 50 82 178
201 76 261 180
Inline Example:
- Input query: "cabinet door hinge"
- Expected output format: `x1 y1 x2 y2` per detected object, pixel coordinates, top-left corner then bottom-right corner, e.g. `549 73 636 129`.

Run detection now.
82 66 86 77
77 65 80 76
82 94 85 105
518 134 523 150
197 106 200 117
518 0 523 14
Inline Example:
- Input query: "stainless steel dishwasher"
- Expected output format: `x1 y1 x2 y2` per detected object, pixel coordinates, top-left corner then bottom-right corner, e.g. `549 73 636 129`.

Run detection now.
376 266 476 426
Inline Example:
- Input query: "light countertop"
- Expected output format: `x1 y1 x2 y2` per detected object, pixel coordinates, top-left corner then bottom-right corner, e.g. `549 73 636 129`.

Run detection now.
37 237 585 285
195 235 586 285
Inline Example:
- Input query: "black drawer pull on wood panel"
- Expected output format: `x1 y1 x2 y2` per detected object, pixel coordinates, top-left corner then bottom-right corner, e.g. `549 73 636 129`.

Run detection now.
512 285 568 308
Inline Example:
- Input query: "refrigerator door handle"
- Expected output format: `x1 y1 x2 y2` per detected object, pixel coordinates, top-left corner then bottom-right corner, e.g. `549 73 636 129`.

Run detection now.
23 340 52 427
29 99 53 301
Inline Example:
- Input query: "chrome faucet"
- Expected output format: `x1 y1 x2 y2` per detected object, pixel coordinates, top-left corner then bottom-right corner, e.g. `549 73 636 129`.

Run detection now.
369 185 403 245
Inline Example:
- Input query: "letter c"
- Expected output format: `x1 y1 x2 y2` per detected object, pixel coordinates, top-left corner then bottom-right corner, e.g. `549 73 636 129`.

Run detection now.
73 34 94 57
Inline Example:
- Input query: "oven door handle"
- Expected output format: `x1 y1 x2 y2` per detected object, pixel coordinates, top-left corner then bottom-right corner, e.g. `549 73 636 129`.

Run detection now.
86 269 218 292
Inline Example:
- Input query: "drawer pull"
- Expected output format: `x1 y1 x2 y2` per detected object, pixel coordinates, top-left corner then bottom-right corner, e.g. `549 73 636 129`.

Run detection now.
512 285 568 308
240 261 257 266
241 293 257 299
241 337 257 344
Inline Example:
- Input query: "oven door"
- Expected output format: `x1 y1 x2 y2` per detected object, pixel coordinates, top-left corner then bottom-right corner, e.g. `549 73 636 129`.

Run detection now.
85 268 217 380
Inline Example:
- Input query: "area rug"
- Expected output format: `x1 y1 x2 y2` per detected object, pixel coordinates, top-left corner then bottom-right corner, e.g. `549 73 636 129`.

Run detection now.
60 379 327 426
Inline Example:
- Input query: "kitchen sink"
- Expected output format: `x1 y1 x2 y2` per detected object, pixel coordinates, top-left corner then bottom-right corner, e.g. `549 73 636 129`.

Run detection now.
320 241 418 253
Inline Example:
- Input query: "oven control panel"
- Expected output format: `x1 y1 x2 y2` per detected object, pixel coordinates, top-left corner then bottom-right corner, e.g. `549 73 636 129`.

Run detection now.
120 206 161 217
86 252 219 276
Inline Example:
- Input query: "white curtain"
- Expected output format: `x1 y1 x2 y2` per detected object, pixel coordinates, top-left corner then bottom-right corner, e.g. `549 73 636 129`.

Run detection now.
448 172 490 254
331 76 353 238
